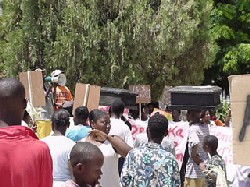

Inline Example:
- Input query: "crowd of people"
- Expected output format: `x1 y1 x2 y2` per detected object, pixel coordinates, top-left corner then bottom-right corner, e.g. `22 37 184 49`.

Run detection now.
0 77 249 187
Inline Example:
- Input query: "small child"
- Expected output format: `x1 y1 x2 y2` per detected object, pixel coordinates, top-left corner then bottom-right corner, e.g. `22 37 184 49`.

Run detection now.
200 135 227 187
63 142 104 187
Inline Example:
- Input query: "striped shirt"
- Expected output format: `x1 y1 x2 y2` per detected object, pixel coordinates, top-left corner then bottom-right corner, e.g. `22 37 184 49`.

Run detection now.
185 123 210 179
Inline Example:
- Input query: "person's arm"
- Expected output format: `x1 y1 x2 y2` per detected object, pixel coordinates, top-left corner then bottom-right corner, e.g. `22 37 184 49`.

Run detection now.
106 135 132 157
120 152 134 187
172 156 181 187
190 144 203 165
89 129 132 157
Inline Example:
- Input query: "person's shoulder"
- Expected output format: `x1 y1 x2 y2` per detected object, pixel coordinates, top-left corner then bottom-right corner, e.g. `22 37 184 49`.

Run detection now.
27 139 51 155
111 118 129 129
60 135 76 145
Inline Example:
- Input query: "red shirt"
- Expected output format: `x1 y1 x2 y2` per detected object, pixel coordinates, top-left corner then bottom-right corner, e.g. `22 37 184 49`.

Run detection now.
0 126 53 187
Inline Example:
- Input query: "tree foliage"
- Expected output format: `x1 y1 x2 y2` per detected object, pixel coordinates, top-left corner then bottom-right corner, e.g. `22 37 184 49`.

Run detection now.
0 0 215 99
204 0 250 93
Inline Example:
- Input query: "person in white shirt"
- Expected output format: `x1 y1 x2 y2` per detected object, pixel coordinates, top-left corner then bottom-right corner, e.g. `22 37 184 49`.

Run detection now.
80 109 132 187
108 99 134 175
41 109 75 187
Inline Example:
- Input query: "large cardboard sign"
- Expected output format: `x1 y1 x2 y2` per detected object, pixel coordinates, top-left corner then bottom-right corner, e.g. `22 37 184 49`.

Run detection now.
229 75 250 166
73 83 100 112
19 71 46 107
129 85 151 103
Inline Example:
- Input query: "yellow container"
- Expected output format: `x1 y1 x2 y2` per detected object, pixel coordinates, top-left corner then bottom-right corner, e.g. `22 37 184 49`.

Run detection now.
36 120 52 139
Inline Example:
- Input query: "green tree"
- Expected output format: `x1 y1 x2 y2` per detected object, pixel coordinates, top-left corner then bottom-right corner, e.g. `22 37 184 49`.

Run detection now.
0 0 216 99
204 0 250 93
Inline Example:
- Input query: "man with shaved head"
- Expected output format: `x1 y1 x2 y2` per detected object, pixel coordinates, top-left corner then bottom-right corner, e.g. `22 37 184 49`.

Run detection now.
0 78 53 187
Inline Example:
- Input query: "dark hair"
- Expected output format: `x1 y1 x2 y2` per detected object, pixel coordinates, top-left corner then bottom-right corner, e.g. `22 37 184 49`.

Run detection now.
147 101 159 109
89 109 109 123
0 78 25 99
110 99 125 116
75 106 89 121
204 135 218 152
148 113 168 139
52 109 70 127
200 110 209 119
70 142 103 167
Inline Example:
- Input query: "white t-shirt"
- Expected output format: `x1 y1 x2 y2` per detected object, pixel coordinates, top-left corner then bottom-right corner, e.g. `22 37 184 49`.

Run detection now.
41 136 75 185
81 139 121 187
109 118 133 147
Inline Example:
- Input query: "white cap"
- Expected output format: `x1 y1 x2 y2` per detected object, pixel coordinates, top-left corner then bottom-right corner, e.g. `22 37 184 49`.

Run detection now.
51 70 62 77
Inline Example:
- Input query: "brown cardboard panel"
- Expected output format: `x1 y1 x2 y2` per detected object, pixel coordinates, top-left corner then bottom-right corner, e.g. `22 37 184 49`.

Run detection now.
73 83 87 114
231 102 250 142
129 85 151 103
73 83 100 115
19 71 46 107
229 75 250 102
229 74 250 165
87 85 101 111
233 142 250 166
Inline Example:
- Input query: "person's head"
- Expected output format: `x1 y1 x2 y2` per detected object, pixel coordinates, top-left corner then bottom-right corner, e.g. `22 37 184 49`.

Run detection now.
172 110 181 122
200 110 210 123
70 142 104 187
74 106 89 125
129 109 139 120
188 110 201 124
209 109 217 120
146 102 158 115
203 135 218 154
147 113 168 144
110 99 125 118
0 78 26 126
51 109 70 135
89 109 111 134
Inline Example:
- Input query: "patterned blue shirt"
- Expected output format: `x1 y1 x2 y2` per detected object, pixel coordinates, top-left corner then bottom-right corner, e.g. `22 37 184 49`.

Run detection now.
121 142 180 187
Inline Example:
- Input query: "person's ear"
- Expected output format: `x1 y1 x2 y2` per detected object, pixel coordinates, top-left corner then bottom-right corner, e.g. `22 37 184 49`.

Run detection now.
23 98 27 109
75 163 85 172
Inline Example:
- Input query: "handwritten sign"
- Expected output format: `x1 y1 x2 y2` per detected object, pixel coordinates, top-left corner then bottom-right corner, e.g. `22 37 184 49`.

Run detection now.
168 121 190 169
210 126 236 182
129 85 151 103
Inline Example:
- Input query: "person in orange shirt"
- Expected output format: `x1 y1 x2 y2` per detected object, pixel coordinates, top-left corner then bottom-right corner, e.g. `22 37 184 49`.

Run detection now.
51 70 73 112
209 109 224 127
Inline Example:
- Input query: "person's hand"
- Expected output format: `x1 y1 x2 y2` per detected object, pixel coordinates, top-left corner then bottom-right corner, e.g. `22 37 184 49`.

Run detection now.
89 129 108 142
199 162 206 171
